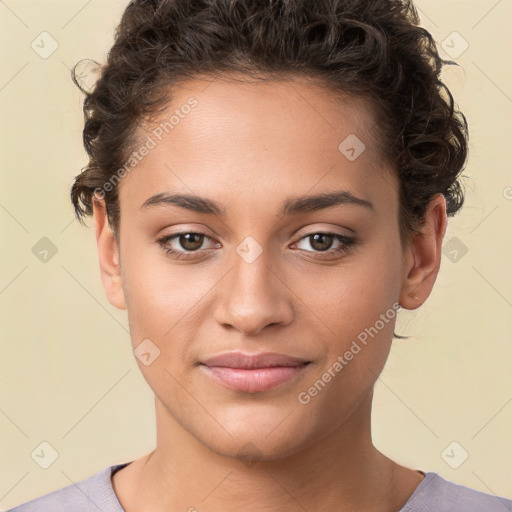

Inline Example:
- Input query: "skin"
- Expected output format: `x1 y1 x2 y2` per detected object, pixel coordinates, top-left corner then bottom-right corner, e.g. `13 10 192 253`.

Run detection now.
93 75 447 511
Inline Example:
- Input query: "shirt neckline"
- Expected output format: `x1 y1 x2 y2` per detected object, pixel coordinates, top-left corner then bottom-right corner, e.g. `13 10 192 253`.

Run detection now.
106 463 437 511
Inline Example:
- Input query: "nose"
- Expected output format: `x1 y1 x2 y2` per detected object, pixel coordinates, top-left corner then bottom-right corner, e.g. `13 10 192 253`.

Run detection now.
213 244 294 337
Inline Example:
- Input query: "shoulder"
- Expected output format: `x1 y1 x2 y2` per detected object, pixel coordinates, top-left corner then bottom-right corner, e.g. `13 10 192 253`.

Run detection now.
6 463 129 512
400 472 512 512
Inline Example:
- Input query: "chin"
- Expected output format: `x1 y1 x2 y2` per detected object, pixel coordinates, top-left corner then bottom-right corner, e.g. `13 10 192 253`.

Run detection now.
190 407 319 464
202 432 308 465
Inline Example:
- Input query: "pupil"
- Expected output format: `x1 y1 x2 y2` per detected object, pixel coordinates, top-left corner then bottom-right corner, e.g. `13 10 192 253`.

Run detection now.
311 234 332 251
181 233 203 251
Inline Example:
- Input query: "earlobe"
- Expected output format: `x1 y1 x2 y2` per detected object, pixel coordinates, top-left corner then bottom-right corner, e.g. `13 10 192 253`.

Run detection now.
399 194 447 310
92 196 127 311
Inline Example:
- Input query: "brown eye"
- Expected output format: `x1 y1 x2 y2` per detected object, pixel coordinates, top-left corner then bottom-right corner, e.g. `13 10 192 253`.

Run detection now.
308 233 335 252
157 231 220 260
178 233 205 251
294 232 356 258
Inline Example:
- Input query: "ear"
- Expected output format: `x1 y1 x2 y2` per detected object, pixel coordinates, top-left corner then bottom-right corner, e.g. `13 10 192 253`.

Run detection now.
399 194 447 310
92 196 127 310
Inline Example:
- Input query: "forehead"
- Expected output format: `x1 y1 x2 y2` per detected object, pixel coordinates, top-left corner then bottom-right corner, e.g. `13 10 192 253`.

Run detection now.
118 75 398 217
145 74 378 159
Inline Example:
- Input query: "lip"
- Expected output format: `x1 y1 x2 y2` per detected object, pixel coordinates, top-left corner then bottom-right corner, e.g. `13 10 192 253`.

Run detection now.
202 351 309 369
200 352 310 393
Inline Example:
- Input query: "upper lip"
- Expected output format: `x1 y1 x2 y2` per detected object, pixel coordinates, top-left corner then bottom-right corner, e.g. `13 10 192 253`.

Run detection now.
201 352 309 369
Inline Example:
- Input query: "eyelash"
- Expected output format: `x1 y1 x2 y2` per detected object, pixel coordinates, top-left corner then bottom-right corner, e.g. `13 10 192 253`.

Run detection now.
156 231 356 261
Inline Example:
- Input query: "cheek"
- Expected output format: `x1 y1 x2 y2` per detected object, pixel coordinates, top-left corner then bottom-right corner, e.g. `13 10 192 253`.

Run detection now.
293 238 402 383
300 249 401 332
120 242 176 340
120 244 218 349
294 262 400 421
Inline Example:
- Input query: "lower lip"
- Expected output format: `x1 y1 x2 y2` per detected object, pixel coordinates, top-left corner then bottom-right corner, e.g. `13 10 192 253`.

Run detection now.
201 365 308 393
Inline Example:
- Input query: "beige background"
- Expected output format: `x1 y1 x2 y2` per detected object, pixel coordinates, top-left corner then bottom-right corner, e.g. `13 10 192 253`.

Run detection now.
0 0 511 508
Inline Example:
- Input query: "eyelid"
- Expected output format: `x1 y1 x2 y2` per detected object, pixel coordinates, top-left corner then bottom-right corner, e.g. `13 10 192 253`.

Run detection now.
157 228 356 262
293 224 354 239
158 226 353 246
292 231 355 253
157 231 219 249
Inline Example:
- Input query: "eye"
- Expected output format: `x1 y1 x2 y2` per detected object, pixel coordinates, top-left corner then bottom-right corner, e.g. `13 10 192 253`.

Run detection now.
157 230 356 261
157 232 220 260
294 232 355 257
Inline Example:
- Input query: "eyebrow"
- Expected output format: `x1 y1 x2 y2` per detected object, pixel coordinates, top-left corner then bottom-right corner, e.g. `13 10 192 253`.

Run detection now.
140 190 374 216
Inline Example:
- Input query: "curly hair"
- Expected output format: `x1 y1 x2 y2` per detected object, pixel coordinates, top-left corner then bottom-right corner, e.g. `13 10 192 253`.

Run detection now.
70 0 468 248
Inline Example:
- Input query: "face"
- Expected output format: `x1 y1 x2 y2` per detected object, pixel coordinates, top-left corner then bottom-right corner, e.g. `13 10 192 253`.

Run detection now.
96 75 437 462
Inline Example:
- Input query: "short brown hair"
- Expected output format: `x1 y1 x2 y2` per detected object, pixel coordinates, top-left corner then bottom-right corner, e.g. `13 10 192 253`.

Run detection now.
70 0 468 246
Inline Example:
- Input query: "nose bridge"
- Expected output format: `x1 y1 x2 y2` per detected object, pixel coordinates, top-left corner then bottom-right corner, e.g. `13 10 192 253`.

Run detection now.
213 239 293 335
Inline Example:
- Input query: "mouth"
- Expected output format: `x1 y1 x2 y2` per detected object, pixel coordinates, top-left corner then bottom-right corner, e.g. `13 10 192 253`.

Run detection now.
199 352 311 393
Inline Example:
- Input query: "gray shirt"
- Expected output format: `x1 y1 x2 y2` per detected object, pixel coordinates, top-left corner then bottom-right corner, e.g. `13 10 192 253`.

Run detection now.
6 463 512 511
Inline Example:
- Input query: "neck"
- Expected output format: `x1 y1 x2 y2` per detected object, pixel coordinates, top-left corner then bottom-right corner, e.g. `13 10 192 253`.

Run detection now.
113 389 418 512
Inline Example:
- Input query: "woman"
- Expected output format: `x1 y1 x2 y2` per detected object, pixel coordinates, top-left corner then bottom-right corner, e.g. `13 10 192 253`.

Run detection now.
8 0 511 510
